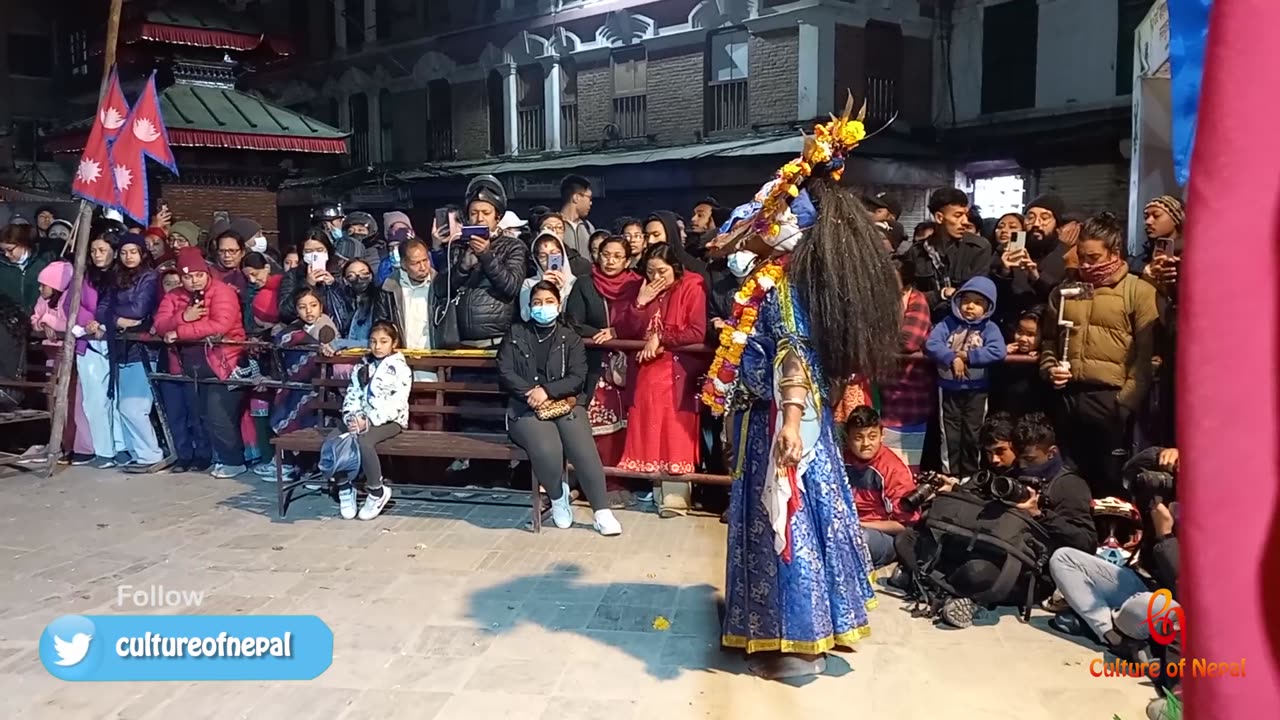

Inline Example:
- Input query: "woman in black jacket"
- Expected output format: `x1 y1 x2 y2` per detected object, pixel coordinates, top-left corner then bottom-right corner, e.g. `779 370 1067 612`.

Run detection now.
497 281 621 536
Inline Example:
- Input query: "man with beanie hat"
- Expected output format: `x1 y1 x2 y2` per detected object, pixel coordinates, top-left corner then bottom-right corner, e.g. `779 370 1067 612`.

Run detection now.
440 174 527 346
1142 195 1184 284
991 194 1069 331
1024 194 1066 243
168 221 202 251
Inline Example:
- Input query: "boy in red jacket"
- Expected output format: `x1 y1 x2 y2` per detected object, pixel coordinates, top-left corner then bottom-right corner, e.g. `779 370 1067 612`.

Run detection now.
843 405 921 568
153 247 248 478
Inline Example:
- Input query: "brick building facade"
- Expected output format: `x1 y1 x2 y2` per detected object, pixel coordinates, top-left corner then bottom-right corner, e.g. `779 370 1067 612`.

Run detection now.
258 0 950 222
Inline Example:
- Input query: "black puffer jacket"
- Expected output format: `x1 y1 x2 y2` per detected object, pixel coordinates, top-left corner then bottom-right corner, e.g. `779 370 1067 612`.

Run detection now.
496 319 589 417
439 233 527 342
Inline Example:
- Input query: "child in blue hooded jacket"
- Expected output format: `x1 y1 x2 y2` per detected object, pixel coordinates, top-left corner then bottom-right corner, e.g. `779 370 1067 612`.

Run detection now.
925 276 1006 475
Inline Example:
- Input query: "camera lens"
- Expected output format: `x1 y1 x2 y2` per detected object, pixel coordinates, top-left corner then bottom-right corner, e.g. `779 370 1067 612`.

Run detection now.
990 476 1031 504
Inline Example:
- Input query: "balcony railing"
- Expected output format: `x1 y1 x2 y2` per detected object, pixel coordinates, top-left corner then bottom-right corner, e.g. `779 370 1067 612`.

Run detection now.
612 94 647 139
865 76 898 127
707 79 749 133
560 103 578 149
518 106 545 153
427 122 453 162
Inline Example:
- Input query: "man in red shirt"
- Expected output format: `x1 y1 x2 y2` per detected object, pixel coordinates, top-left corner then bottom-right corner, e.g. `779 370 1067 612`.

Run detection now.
844 406 921 568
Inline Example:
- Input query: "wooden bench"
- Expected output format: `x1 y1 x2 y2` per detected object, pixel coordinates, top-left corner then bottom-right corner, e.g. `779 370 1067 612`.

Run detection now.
0 339 60 475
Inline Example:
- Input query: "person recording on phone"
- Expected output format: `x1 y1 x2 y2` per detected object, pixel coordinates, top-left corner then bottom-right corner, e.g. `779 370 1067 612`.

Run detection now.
1049 446 1180 679
518 231 578 322
276 228 344 324
436 175 527 347
992 195 1067 332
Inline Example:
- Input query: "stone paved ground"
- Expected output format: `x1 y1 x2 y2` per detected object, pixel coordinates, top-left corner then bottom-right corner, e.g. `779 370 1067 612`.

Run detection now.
0 468 1155 719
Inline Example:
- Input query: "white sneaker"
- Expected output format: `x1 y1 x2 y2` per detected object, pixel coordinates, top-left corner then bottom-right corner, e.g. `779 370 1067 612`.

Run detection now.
211 464 247 479
358 485 391 520
593 509 622 536
550 481 573 529
338 486 357 520
253 461 297 482
447 458 471 472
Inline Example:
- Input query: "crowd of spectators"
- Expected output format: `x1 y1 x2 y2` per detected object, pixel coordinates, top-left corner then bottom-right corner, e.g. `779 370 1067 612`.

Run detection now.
1 178 1183 713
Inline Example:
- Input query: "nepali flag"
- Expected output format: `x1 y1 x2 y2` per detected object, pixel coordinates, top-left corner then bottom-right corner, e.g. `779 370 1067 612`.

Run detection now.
111 72 178 224
71 67 130 209
1180 0 1280 718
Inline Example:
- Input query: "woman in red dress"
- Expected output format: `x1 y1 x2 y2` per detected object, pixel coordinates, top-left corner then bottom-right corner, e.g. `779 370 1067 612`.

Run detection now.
585 236 642 468
617 242 708 517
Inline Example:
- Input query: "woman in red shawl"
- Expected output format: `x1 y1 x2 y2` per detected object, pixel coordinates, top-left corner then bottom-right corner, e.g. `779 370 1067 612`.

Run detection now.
617 242 708 517
572 236 642 468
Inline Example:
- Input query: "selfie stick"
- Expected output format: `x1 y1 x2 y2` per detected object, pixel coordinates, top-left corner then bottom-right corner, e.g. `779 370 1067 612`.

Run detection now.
1056 286 1084 372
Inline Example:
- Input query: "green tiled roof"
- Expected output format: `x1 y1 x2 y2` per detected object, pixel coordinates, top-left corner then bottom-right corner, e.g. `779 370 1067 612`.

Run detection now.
144 7 262 35
160 84 345 140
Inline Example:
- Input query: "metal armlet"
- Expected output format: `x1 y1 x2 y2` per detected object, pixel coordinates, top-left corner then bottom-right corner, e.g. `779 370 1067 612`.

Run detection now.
777 377 810 391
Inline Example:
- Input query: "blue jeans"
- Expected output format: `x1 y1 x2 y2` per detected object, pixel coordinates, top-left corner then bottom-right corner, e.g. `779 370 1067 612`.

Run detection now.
116 362 163 464
77 343 124 459
862 527 899 569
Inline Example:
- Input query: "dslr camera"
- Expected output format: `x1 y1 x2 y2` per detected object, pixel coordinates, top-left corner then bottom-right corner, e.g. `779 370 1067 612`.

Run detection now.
900 471 949 513
988 474 1044 505
1122 448 1177 510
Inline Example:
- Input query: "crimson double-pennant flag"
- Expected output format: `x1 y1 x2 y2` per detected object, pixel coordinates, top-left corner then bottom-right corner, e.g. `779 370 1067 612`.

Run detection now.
70 68 178 225
71 67 129 210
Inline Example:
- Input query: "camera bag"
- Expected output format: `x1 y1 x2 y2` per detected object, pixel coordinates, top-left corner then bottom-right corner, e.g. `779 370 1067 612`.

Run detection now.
911 488 1052 620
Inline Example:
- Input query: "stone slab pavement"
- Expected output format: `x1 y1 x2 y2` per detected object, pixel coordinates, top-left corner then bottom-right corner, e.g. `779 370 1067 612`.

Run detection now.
0 467 1155 719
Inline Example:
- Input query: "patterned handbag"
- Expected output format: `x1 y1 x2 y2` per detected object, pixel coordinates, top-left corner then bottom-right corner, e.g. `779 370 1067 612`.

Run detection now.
534 397 574 421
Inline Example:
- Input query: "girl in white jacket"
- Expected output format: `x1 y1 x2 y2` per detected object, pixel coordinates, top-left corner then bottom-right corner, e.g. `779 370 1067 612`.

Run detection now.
333 321 412 520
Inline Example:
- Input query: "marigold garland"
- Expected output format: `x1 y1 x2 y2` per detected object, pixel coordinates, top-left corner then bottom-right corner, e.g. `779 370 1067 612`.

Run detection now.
751 95 868 240
701 259 788 416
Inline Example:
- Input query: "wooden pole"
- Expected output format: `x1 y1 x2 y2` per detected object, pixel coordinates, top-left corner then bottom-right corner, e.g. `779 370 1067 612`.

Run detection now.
45 0 124 468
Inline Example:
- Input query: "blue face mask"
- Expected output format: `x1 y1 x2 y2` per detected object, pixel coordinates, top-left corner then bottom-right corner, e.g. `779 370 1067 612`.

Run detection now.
1019 453 1064 481
390 245 401 267
530 304 559 326
727 250 757 278
328 226 344 241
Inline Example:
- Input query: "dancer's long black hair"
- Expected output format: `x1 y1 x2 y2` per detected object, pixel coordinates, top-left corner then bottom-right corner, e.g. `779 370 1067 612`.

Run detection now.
790 178 901 383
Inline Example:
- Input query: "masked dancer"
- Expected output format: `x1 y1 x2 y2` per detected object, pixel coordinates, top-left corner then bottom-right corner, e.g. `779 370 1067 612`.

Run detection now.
703 99 902 679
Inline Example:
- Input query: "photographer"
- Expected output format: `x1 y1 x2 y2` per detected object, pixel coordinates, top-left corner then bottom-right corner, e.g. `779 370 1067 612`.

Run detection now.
438 175 528 348
895 413 1094 627
1049 447 1180 668
844 407 920 568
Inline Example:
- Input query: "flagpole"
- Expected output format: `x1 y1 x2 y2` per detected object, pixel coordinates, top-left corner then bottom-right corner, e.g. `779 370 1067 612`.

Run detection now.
46 0 124 469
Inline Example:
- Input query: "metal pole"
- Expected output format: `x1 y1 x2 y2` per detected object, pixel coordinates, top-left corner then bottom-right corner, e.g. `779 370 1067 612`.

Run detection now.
45 0 124 469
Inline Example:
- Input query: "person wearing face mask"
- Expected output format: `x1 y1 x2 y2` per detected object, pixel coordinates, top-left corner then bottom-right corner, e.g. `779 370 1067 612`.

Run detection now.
312 203 346 243
708 248 757 336
992 195 1067 334
338 211 378 263
497 280 622 536
0 222 53 314
1040 213 1158 498
324 259 380 355
46 218 75 255
276 228 342 324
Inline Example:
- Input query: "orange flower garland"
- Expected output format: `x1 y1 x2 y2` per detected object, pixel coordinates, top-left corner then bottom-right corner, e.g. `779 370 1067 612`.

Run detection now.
701 259 788 416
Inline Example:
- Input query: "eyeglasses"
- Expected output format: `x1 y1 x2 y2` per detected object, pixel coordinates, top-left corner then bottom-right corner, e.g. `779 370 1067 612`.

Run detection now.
218 248 242 255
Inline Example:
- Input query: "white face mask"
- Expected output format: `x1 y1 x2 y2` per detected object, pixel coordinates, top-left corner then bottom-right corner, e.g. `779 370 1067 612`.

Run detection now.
727 250 757 278
303 251 329 269
248 235 267 253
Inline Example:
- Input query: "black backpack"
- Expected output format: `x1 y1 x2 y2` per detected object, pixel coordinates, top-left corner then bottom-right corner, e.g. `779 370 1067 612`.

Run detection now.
908 488 1052 621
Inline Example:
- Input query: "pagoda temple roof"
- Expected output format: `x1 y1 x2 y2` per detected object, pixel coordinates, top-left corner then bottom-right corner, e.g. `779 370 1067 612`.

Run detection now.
47 84 348 155
110 5 292 55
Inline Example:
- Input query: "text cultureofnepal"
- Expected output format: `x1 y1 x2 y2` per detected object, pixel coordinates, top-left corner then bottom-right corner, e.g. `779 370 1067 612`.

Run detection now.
115 632 292 658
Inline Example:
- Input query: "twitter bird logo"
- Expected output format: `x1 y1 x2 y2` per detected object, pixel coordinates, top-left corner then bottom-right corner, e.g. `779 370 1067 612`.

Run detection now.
53 632 92 666
41 615 98 680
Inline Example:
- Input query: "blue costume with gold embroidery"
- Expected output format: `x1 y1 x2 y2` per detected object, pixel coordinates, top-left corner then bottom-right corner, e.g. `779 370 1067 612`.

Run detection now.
721 274 877 654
